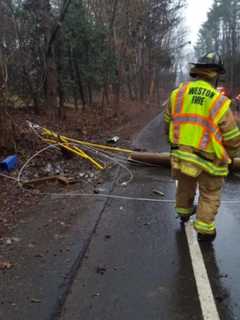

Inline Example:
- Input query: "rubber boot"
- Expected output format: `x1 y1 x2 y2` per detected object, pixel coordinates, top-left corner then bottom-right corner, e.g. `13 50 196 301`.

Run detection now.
197 231 216 242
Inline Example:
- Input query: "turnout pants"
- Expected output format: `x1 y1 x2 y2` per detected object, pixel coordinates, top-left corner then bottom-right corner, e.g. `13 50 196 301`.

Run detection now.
174 170 224 233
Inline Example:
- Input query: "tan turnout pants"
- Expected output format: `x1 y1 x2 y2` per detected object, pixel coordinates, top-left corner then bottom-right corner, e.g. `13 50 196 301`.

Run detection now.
174 170 224 224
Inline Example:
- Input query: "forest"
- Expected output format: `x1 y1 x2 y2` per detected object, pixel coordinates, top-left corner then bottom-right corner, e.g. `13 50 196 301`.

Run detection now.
0 0 186 150
196 0 240 95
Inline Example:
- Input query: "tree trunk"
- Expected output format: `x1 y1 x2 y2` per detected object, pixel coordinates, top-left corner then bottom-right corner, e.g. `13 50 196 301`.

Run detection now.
127 67 134 100
46 53 58 118
87 81 93 106
23 67 40 114
101 85 110 108
0 89 15 151
57 69 65 119
56 34 65 120
68 46 78 110
139 66 145 102
74 55 86 108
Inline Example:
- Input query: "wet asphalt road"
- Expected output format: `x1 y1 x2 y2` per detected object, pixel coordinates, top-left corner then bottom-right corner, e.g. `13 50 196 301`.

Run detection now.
59 114 240 320
1 113 240 320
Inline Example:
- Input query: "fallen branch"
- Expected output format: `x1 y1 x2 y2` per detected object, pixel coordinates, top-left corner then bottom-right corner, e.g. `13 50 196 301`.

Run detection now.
22 175 76 186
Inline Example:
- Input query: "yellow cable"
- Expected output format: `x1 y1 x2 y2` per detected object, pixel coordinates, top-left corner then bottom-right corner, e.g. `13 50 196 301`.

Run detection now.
43 138 105 170
65 137 133 154
42 127 133 154
40 126 135 170
62 144 105 170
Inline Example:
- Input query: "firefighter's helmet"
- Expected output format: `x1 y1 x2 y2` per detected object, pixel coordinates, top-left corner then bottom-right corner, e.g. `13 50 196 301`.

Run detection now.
190 52 225 77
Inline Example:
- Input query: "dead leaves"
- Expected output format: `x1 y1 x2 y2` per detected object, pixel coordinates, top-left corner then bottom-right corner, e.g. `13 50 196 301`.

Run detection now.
0 260 13 270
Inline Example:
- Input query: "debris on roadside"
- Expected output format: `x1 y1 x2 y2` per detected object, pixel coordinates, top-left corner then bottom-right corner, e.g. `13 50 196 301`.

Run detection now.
0 260 13 270
107 136 120 143
215 293 229 303
0 155 17 172
34 254 44 259
94 187 106 194
152 189 165 197
0 100 160 240
92 292 100 298
44 163 54 175
219 273 228 279
96 266 107 275
22 175 77 187
5 237 21 245
144 222 151 226
31 298 41 304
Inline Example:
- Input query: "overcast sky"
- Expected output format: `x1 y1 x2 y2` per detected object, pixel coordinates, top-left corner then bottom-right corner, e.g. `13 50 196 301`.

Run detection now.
185 0 214 45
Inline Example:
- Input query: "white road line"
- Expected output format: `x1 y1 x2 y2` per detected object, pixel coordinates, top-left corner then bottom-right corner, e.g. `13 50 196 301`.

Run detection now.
185 222 220 320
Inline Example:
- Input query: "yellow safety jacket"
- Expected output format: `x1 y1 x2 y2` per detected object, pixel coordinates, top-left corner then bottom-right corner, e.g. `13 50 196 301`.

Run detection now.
169 80 232 176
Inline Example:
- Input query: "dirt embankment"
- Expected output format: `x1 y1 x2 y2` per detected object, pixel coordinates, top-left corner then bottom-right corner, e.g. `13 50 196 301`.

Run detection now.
0 99 162 238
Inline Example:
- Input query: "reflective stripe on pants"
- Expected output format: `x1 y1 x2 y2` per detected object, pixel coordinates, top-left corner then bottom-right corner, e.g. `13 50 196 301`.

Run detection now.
193 219 216 235
176 207 195 216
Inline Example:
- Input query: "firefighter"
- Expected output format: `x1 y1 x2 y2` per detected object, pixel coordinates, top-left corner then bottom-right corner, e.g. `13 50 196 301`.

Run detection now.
164 52 240 241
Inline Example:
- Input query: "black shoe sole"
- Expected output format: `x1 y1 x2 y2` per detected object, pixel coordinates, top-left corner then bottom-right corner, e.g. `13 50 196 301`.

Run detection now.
180 216 190 223
197 232 216 242
178 206 197 224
